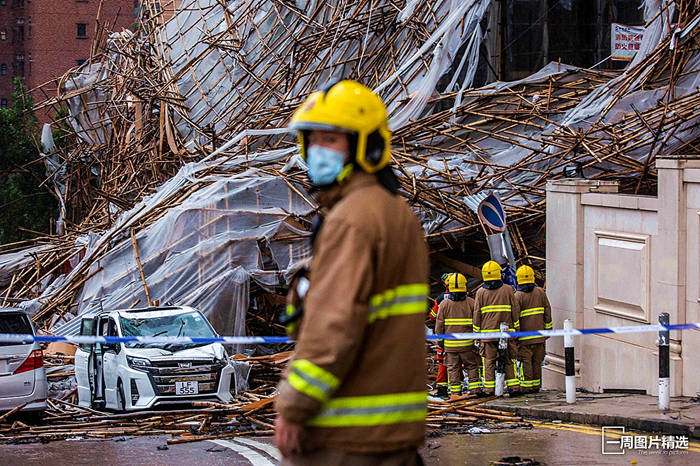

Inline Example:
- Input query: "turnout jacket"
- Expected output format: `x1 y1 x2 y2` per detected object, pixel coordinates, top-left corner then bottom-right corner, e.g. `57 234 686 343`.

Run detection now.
430 292 449 319
275 172 430 453
473 284 520 340
434 296 477 352
514 286 552 345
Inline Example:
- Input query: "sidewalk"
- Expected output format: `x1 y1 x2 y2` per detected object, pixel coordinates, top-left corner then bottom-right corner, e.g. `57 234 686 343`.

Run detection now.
482 390 700 438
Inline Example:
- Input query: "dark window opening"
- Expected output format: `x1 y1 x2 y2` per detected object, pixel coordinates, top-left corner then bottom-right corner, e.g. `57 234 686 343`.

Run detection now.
13 57 24 78
1 99 7 108
501 0 644 80
77 23 87 38
0 64 6 75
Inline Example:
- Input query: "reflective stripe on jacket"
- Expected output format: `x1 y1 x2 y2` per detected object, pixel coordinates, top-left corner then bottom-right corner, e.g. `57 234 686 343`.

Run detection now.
434 296 476 351
275 172 429 453
473 284 520 340
515 286 552 344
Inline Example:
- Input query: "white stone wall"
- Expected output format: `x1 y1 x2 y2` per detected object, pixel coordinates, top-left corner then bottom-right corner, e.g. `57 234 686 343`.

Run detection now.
545 156 700 397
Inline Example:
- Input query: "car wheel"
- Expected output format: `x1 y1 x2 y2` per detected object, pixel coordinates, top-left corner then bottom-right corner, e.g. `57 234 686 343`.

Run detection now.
117 380 126 412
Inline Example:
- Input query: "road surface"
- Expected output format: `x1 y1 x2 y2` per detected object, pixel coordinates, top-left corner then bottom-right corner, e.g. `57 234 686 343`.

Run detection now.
2 421 698 465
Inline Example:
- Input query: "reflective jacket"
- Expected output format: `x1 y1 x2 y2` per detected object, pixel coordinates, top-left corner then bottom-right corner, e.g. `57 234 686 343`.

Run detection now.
514 286 552 345
473 283 520 340
434 296 476 352
430 292 449 319
275 172 430 453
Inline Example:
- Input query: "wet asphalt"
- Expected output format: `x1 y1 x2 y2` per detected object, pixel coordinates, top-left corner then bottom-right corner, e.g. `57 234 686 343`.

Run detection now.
2 422 699 465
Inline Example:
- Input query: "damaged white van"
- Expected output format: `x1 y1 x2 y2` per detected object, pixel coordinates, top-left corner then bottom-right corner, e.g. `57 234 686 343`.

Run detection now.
75 306 246 411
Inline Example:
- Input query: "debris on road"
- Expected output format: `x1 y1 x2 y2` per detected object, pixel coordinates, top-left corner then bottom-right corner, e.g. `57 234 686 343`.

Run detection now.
1 350 523 444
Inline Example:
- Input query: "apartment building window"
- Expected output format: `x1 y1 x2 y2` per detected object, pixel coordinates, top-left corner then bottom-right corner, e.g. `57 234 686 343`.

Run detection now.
27 52 31 75
76 59 86 66
0 1 6 6
1 99 8 109
27 16 31 39
0 64 6 75
0 30 6 41
77 23 87 38
15 18 24 42
14 54 24 78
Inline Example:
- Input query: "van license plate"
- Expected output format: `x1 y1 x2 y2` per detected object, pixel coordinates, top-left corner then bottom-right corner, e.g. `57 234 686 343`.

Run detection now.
175 381 199 395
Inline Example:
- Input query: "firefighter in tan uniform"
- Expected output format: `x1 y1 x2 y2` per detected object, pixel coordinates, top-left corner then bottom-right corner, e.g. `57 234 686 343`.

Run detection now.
434 273 482 399
274 80 430 465
515 265 552 393
429 273 453 399
473 261 521 396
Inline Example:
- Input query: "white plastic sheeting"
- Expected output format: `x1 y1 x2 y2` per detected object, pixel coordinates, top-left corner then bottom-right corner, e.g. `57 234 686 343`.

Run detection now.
41 124 67 235
0 245 52 288
61 31 136 146
156 0 490 141
380 0 490 130
50 147 314 337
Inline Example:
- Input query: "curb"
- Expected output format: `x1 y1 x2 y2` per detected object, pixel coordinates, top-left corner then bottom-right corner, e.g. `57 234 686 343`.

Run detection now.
481 400 700 439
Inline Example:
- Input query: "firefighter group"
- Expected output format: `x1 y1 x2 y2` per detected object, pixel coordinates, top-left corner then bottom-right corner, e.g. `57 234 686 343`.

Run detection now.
273 79 553 464
430 264 552 401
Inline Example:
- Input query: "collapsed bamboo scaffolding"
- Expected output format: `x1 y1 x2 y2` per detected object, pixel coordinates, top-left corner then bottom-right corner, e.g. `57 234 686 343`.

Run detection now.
0 1 697 334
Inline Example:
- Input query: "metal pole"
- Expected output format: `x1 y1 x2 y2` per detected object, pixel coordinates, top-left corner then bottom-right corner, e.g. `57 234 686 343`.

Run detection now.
658 313 670 411
564 319 576 404
495 322 508 396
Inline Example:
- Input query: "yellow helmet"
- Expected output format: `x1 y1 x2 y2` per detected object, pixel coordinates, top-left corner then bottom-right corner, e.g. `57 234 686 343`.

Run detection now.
516 265 535 285
289 80 392 174
447 273 467 293
482 261 502 282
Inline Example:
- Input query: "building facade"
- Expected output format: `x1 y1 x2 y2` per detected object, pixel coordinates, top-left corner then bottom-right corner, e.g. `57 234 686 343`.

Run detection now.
545 155 700 396
0 0 135 116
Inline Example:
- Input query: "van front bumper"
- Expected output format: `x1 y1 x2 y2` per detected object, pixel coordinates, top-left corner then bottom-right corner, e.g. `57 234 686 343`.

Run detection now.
124 362 235 410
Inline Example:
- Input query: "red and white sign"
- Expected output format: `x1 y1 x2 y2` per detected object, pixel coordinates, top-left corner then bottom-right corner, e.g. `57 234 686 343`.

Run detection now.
611 23 644 61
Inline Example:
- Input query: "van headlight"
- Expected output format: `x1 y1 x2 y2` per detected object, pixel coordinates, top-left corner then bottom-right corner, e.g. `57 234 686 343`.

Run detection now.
127 356 151 369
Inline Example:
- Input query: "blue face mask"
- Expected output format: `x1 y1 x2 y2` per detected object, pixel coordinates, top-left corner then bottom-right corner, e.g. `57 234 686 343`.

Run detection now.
306 145 346 186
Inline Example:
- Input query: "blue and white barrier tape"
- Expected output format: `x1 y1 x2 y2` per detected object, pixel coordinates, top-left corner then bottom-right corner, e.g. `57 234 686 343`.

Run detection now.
0 322 698 345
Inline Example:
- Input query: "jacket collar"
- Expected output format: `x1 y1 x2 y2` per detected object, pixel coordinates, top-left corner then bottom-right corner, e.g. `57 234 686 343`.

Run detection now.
483 280 503 290
316 171 379 209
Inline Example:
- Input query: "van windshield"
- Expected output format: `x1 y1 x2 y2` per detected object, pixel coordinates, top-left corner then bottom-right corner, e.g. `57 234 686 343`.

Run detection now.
119 311 216 350
0 312 33 347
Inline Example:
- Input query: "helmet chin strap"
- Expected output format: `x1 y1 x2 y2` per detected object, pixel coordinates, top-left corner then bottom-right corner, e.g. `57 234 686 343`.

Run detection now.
336 164 354 184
